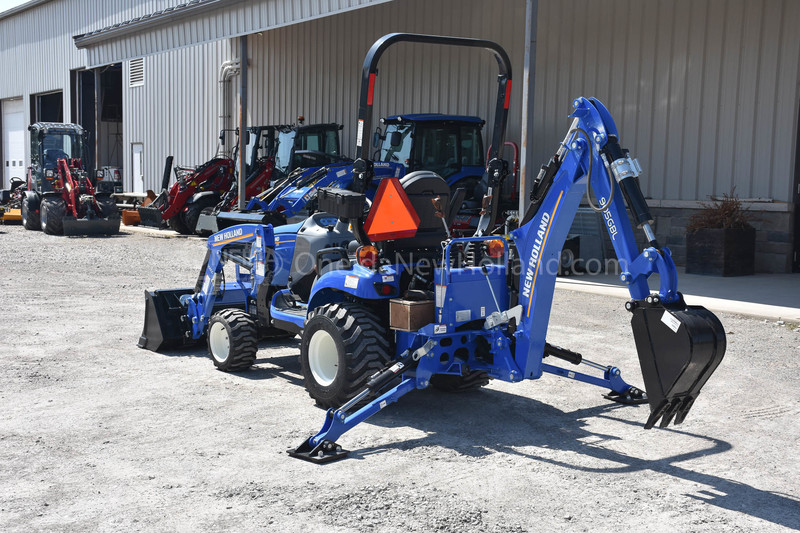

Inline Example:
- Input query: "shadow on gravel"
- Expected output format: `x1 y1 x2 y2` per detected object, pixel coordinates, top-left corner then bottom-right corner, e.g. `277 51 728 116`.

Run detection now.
354 387 799 530
154 338 303 385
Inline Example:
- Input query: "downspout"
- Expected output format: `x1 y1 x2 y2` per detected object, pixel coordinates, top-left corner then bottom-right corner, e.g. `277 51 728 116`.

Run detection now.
218 59 240 144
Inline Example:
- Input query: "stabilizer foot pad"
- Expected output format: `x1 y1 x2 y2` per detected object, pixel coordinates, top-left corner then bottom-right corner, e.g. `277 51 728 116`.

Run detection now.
603 386 648 405
288 439 349 464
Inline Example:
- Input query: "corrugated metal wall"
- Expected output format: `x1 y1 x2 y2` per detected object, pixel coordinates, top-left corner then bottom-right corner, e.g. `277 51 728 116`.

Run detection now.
122 39 235 189
532 0 800 204
247 0 526 166
82 0 394 68
0 0 188 98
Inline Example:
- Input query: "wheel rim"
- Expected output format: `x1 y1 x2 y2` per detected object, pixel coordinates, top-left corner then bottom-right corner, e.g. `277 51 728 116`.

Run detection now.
208 321 230 362
308 329 339 387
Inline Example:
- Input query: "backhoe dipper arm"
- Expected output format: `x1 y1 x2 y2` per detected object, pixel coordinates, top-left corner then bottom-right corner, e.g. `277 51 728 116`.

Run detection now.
509 97 679 379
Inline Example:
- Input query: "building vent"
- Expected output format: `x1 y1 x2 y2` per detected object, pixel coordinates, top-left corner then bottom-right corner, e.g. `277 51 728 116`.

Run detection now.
129 58 144 87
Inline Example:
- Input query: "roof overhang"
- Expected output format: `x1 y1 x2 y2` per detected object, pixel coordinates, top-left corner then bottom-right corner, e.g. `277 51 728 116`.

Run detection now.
73 0 394 68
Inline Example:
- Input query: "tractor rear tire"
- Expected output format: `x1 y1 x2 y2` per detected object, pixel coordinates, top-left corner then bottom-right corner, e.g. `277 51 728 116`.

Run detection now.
207 309 258 372
22 195 41 231
183 197 218 235
40 197 65 235
430 371 490 393
300 302 391 408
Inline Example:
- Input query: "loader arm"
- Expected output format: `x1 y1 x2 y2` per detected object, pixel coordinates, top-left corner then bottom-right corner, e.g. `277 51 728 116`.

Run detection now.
184 224 275 339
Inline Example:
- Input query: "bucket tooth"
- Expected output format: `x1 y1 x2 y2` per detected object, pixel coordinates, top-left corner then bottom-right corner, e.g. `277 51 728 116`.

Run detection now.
631 299 726 429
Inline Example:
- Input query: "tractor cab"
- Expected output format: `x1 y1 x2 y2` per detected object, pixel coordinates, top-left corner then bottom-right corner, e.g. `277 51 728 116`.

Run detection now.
28 122 87 193
273 122 347 179
375 114 485 194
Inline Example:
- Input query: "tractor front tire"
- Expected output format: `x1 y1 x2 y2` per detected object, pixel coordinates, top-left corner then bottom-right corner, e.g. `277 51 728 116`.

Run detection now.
430 371 490 393
96 197 121 219
167 212 191 235
183 197 218 235
300 302 391 409
22 195 41 231
40 197 65 235
207 309 258 372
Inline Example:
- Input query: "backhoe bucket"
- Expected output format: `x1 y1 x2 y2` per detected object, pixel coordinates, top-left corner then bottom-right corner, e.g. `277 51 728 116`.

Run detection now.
630 300 726 428
62 216 121 236
138 288 194 351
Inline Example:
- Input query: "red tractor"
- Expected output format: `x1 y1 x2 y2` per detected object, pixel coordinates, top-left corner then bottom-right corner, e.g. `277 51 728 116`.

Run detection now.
21 123 119 235
137 153 236 234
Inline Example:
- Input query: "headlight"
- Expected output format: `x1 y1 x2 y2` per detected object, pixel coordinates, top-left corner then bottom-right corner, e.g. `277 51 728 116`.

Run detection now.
45 169 54 179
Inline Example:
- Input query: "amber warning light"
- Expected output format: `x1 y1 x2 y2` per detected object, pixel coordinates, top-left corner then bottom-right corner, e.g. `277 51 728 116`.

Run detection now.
363 177 420 241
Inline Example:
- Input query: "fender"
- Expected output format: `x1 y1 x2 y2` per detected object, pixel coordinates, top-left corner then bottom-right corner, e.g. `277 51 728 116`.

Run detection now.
307 264 400 313
187 190 221 206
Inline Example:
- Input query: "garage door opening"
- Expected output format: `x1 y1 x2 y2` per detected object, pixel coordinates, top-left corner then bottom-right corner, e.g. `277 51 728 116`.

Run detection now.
2 98 25 188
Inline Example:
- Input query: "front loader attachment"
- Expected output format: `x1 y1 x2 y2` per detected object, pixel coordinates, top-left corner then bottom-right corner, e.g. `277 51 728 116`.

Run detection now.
138 288 195 351
629 297 726 429
62 216 121 236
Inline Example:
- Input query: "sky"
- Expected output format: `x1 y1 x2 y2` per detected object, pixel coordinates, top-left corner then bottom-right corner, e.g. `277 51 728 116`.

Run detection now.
0 0 29 15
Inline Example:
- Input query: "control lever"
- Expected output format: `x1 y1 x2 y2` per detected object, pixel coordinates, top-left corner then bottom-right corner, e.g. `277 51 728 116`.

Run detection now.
431 196 452 239
480 264 522 329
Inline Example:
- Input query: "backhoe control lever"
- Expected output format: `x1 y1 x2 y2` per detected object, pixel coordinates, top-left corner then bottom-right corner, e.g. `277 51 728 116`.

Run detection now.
601 136 658 246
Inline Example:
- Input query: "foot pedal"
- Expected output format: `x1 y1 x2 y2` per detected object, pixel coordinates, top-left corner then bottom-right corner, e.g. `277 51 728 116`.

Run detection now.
288 438 349 464
603 386 648 405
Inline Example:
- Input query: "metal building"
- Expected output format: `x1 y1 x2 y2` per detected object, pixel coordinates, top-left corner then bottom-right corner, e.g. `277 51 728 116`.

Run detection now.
1 0 798 273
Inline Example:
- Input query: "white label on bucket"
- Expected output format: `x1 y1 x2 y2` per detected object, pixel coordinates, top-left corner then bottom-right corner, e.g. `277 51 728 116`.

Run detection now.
661 310 681 333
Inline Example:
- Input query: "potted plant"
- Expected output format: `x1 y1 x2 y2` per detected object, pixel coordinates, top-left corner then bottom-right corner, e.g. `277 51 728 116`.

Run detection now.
685 189 756 276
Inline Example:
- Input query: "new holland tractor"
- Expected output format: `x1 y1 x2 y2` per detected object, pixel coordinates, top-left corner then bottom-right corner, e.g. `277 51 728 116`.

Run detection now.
139 34 725 463
22 122 119 235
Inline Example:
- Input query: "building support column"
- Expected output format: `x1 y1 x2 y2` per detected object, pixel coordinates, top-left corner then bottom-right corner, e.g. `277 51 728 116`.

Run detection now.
237 35 248 211
94 67 102 171
519 0 538 215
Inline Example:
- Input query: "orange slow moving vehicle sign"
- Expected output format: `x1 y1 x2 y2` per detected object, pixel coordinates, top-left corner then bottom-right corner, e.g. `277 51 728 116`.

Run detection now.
364 177 420 241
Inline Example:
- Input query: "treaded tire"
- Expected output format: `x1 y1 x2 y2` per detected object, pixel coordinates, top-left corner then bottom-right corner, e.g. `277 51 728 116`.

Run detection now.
300 302 391 408
95 196 121 234
22 194 41 231
183 197 219 235
167 210 191 234
96 197 121 219
40 197 65 235
207 309 258 371
430 371 490 393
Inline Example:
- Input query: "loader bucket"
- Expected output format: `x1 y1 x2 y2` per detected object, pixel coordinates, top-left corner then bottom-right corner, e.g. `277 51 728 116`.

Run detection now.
62 216 121 236
137 205 165 228
2 208 22 222
138 288 195 351
630 300 726 429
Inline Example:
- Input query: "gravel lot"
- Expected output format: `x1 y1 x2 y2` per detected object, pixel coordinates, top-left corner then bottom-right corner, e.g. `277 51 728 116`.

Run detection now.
1 223 798 532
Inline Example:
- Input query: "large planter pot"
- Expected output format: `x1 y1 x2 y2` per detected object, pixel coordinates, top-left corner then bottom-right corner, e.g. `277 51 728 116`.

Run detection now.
685 226 755 276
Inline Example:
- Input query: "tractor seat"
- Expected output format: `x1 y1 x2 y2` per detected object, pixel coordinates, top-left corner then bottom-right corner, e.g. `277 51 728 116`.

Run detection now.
394 171 451 250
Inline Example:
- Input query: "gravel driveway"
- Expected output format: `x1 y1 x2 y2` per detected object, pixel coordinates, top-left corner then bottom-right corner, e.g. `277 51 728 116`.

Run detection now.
1 224 798 532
